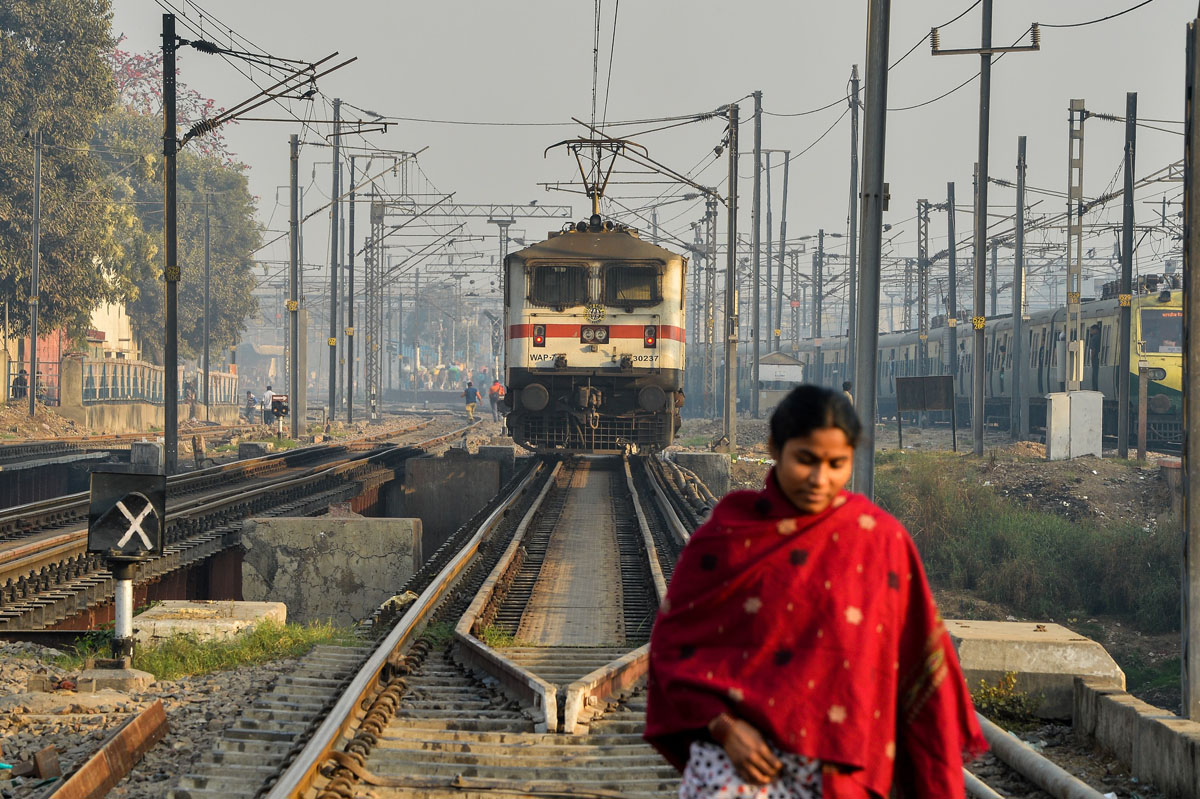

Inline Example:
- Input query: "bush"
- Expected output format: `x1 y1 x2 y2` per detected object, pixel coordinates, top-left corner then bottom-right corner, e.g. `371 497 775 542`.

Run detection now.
875 454 1180 632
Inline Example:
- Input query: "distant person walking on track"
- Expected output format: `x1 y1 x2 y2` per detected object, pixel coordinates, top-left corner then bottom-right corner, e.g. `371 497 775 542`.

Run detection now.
262 385 275 424
487 379 505 422
645 384 985 798
462 381 481 422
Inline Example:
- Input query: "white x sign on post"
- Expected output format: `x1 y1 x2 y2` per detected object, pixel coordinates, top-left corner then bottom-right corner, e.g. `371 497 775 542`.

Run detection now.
115 499 154 549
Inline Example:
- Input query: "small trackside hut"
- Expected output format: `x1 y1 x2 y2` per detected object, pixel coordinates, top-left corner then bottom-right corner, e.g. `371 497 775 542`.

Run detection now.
504 215 686 453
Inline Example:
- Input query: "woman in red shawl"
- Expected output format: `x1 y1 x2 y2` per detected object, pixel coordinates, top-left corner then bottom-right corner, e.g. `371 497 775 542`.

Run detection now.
645 385 985 798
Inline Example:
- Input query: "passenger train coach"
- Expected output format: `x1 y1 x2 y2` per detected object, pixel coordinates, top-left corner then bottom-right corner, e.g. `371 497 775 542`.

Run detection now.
791 284 1183 447
504 215 686 453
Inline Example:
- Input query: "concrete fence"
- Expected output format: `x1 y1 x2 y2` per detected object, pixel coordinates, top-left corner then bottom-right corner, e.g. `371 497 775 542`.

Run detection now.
58 355 241 432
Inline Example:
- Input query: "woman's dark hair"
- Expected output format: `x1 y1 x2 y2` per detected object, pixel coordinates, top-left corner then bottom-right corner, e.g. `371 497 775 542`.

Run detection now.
769 384 862 448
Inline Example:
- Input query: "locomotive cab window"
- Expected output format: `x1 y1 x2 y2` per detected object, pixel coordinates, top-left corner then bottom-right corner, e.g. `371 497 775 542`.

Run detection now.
1141 308 1182 353
604 264 662 308
529 265 589 309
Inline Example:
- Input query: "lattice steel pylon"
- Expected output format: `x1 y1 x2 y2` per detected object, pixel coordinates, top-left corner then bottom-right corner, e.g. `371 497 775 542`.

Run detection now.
917 199 931 375
790 250 800 350
704 198 718 418
903 259 914 330
364 198 385 420
1065 99 1087 390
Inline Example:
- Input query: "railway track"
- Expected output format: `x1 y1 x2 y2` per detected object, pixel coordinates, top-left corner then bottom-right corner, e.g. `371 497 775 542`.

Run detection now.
0 415 474 631
152 449 1145 799
0 424 254 468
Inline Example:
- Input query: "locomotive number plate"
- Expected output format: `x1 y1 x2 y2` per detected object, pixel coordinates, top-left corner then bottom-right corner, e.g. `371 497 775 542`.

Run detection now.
585 303 606 323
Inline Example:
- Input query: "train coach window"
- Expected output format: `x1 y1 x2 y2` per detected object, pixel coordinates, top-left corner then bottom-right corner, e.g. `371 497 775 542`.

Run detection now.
604 264 661 308
530 265 589 308
1141 308 1182 353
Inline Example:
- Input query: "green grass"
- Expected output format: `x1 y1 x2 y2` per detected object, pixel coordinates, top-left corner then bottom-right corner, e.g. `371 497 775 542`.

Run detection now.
422 621 457 648
56 620 359 680
1120 651 1181 695
477 625 518 648
875 452 1180 632
680 436 710 448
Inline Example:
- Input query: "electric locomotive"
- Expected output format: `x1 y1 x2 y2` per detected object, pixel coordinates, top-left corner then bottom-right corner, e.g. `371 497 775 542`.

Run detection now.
504 214 686 453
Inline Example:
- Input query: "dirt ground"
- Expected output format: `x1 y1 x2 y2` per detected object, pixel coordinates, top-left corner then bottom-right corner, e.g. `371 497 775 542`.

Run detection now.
673 415 1184 711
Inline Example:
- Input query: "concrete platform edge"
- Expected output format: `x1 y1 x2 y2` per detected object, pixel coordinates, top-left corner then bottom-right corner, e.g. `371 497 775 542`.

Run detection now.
1073 676 1200 798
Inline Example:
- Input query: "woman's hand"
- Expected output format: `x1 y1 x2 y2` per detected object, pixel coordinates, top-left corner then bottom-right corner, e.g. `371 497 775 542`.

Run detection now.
708 713 782 785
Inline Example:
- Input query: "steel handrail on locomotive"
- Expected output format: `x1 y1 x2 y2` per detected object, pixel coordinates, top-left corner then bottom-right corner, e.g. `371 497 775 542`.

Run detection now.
504 215 686 453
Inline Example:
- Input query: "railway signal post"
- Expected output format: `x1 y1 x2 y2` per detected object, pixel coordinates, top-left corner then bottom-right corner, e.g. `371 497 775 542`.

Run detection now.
87 471 166 659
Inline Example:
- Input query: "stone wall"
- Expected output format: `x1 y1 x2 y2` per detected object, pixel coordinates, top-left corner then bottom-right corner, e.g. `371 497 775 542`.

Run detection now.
241 517 422 626
388 453 500 556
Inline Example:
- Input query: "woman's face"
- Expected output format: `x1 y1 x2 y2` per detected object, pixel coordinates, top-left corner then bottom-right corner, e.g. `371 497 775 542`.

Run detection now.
769 427 855 514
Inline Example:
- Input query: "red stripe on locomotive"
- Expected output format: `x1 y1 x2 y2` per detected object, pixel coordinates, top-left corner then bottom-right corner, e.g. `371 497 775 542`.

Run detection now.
508 324 685 343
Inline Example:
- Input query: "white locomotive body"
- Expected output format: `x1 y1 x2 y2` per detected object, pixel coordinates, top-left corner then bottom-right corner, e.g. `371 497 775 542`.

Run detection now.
504 219 686 452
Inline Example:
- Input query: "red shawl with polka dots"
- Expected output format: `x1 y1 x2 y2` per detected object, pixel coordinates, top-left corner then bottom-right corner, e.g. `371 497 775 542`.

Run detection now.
644 471 986 799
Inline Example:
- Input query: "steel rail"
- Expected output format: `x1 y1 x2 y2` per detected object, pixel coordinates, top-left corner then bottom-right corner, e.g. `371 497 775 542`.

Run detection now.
0 417 438 539
265 457 551 799
0 420 476 622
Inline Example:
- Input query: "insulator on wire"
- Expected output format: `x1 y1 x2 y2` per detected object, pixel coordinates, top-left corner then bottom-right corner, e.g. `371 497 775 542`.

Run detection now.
190 39 221 54
1031 23 1041 49
185 119 219 140
930 27 940 52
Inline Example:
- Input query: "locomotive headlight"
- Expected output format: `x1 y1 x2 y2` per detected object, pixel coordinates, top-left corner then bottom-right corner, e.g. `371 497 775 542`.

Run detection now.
582 326 596 342
595 326 608 343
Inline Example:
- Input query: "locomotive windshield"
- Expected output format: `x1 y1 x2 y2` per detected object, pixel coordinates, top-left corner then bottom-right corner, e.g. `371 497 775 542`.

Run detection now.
530 265 589 307
604 263 661 307
1141 308 1182 353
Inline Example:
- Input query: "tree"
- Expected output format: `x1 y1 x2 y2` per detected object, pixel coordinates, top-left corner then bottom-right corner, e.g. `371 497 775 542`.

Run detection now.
0 0 124 339
94 107 260 363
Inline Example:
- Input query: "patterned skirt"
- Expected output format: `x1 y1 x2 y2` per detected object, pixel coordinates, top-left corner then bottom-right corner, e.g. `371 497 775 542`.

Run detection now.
679 741 822 799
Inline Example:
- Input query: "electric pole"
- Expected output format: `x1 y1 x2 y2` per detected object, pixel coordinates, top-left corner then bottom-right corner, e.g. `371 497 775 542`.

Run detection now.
347 155 356 423
750 91 762 418
1183 12 1200 722
1118 93 1137 458
851 0 890 498
29 130 41 419
847 65 861 382
327 97 341 420
947 182 959 381
723 103 740 448
813 232 825 385
203 193 210 420
917 201 930 375
163 13 179 474
764 151 773 357
289 135 300 439
973 0 993 458
930 0 1039 456
774 153 790 352
1013 136 1027 439
990 239 999 317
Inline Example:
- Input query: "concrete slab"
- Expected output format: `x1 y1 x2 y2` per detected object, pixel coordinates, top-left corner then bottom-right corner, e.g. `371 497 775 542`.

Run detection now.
238 442 273 459
671 452 731 497
393 457 500 556
946 619 1124 719
133 600 286 645
131 441 163 473
76 667 155 693
0 688 133 713
477 446 517 484
241 517 422 625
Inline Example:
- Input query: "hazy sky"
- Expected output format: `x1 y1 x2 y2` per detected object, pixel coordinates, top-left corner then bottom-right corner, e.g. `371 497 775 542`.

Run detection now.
109 0 1193 304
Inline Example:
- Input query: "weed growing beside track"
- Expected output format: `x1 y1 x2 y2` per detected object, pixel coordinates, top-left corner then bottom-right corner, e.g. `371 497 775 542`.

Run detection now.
874 451 1180 632
56 620 359 679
